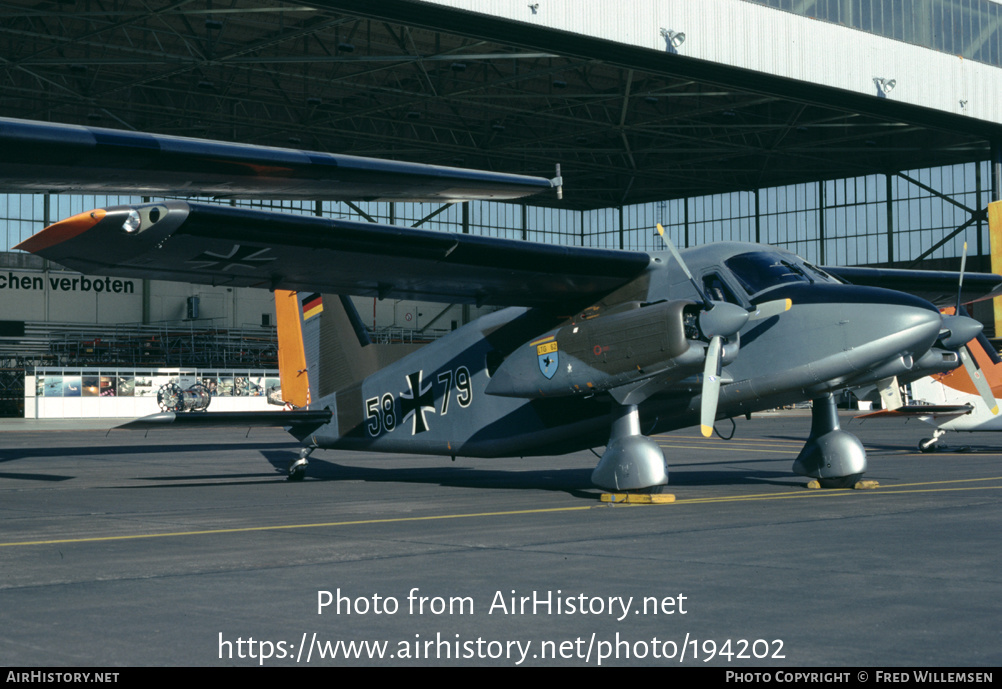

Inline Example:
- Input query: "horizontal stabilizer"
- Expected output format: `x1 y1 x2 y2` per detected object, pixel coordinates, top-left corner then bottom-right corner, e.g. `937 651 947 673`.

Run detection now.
855 404 973 421
118 409 332 430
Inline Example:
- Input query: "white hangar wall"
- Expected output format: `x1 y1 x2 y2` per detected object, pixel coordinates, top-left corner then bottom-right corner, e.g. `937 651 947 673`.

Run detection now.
0 267 275 329
146 280 273 330
0 270 141 324
0 261 488 339
427 0 1002 124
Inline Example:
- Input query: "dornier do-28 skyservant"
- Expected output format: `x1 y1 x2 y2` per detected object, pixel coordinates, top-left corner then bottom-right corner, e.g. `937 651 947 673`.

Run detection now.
5 117 1000 493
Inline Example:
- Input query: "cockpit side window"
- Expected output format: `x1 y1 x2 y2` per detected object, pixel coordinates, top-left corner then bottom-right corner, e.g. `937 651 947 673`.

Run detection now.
702 272 742 305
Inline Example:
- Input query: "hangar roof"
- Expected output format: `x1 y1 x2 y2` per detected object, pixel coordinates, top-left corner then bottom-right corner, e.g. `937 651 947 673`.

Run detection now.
1 0 999 210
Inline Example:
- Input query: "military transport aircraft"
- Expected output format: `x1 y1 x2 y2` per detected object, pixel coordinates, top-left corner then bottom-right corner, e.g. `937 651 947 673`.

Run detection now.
4 116 1001 493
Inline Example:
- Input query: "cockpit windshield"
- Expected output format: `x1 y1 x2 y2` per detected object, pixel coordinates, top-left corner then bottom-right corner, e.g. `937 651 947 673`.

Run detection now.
724 251 838 296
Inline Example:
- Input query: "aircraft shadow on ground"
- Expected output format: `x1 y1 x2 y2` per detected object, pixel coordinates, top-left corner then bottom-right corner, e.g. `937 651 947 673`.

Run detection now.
0 441 298 464
0 441 299 483
262 449 599 498
0 442 811 491
0 471 75 482
254 450 803 493
665 469 799 487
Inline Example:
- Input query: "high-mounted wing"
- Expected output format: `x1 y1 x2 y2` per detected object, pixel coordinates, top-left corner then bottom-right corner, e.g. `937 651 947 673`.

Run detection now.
0 117 557 202
15 201 651 308
823 265 1002 307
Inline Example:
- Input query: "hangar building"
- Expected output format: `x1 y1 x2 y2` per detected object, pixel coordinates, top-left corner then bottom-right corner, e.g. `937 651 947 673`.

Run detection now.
1 0 1001 417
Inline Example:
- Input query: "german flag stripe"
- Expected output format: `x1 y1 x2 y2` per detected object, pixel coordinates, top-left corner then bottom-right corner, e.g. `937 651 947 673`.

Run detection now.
303 293 323 319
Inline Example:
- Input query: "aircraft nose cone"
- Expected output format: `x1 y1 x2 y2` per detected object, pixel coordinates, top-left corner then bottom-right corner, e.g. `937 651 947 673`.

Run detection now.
840 286 944 371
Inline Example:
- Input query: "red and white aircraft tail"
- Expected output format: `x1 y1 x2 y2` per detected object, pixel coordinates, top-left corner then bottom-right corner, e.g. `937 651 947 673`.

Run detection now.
910 327 1002 436
859 320 1002 450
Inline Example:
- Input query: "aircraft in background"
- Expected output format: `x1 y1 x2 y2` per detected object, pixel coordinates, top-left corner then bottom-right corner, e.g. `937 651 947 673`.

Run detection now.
5 116 1002 493
862 323 1002 452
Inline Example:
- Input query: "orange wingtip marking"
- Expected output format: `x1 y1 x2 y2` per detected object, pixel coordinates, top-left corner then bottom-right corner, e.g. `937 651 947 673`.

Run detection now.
14 209 106 253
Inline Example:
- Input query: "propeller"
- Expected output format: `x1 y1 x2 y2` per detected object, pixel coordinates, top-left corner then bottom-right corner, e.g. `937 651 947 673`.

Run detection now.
941 242 998 416
656 224 792 436
696 299 791 436
957 342 997 414
657 223 712 310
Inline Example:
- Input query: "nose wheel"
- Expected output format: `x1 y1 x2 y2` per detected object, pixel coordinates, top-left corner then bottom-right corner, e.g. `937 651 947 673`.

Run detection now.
918 429 946 453
792 393 868 487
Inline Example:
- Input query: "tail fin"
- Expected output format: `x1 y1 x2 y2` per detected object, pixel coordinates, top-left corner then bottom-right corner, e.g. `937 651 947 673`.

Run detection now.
275 289 310 408
275 291 423 408
989 200 1002 337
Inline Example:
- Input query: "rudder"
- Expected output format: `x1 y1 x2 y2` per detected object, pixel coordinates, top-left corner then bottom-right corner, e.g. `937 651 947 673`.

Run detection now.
275 291 424 410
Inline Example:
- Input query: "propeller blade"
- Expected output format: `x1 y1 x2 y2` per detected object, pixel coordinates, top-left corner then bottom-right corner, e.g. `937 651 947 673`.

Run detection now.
700 336 723 437
748 298 792 321
956 241 967 313
958 344 999 415
657 223 790 438
940 306 997 415
657 223 712 310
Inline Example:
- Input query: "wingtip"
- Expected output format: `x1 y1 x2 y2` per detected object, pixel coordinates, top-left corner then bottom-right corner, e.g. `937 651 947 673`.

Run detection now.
14 208 106 254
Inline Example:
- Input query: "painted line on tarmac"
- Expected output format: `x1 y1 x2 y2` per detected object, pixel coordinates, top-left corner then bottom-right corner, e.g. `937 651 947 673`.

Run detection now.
0 504 595 548
656 443 798 454
660 434 804 445
674 476 1002 505
877 475 1002 489
4 477 999 548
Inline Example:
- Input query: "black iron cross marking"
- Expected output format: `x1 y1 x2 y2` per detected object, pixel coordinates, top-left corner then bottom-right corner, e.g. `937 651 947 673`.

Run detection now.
187 245 277 272
399 370 435 435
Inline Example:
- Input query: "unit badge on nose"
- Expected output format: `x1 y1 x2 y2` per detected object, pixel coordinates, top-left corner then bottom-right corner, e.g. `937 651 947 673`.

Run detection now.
535 338 559 379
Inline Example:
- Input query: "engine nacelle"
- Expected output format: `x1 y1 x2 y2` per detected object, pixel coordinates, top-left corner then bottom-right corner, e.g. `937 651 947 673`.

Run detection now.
486 300 706 398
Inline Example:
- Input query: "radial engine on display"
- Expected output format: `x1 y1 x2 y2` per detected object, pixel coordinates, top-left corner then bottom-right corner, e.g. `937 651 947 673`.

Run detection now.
156 383 211 414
